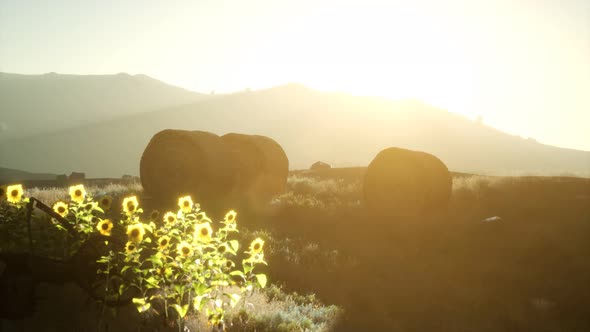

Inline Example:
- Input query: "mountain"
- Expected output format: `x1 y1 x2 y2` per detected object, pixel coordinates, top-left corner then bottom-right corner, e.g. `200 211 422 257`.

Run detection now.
0 167 57 182
0 83 588 178
0 72 207 140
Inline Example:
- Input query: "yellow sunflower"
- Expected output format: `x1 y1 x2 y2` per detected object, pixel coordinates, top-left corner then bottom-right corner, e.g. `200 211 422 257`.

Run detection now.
158 235 171 250
98 195 112 211
178 195 193 213
224 210 237 223
249 238 264 255
69 184 86 204
195 222 213 243
163 212 177 225
84 202 98 212
0 185 7 201
122 196 139 215
177 241 193 258
149 209 160 221
6 184 24 204
126 223 146 243
195 212 212 223
217 244 228 255
52 201 69 218
224 260 235 270
125 241 137 254
96 219 114 236
157 266 172 278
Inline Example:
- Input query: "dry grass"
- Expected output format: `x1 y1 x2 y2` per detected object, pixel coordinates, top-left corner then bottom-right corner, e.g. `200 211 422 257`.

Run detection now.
24 180 143 206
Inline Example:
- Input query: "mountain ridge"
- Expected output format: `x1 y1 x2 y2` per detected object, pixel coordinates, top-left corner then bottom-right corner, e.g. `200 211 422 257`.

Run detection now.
1 76 588 178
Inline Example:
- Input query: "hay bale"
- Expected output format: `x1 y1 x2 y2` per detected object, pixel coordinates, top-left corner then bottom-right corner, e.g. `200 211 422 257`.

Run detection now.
140 130 237 206
363 147 452 217
221 133 289 205
310 161 332 171
414 151 452 211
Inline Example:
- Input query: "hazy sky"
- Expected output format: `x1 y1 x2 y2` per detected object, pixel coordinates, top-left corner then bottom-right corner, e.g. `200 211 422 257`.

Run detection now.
1 0 589 151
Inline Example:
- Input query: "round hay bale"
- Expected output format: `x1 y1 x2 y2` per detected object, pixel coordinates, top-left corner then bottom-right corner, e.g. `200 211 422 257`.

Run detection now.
414 151 452 211
221 133 289 205
363 147 451 218
140 130 237 207
310 161 332 171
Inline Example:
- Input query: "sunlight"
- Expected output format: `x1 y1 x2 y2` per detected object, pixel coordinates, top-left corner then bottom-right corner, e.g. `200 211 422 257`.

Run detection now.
232 2 476 116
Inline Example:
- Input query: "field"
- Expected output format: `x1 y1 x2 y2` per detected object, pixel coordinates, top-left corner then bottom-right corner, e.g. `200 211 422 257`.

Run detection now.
2 168 590 331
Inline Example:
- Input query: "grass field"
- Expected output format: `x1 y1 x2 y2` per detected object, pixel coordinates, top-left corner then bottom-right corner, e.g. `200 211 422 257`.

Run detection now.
3 169 590 331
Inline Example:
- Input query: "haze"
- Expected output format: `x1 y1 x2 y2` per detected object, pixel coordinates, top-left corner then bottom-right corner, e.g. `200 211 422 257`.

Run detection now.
1 0 589 151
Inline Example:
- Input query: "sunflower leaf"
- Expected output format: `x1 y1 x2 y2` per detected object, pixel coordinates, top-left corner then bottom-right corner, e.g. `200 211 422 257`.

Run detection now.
229 240 239 252
255 274 267 288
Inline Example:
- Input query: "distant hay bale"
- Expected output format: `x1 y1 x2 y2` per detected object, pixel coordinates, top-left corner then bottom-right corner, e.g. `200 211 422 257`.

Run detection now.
363 147 452 218
221 133 289 205
310 161 332 171
140 130 237 206
414 151 452 211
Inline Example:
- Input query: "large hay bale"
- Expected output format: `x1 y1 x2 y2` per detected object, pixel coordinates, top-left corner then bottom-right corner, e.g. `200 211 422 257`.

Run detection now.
310 161 332 171
363 147 452 217
221 133 289 205
140 130 237 207
414 151 452 211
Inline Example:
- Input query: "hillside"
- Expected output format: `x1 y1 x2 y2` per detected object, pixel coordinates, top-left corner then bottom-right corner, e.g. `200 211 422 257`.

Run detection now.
0 72 207 140
0 83 588 178
0 167 57 182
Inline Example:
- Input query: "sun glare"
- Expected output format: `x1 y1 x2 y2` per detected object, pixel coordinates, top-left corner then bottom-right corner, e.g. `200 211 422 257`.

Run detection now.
230 3 475 117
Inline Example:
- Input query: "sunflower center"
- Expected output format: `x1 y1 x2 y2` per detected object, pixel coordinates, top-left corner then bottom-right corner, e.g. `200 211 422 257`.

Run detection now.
58 206 66 213
200 228 209 236
131 229 140 237
127 202 135 211
128 244 135 251
225 261 233 268
183 201 190 207
253 243 261 250
75 190 82 197
168 216 175 223
101 223 109 230
160 239 168 246
182 247 190 255
10 190 18 197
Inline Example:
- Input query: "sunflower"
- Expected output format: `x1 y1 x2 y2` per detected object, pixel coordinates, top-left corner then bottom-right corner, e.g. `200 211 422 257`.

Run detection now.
97 219 114 236
195 222 213 243
125 241 137 254
224 260 235 270
217 244 228 255
249 238 264 255
98 195 112 211
224 210 237 223
195 212 212 223
6 184 24 204
177 241 193 258
158 235 171 250
163 212 177 225
69 184 86 204
126 223 146 243
84 202 98 212
52 201 69 218
157 266 172 278
122 196 139 215
178 195 193 213
0 185 7 201
149 209 160 221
